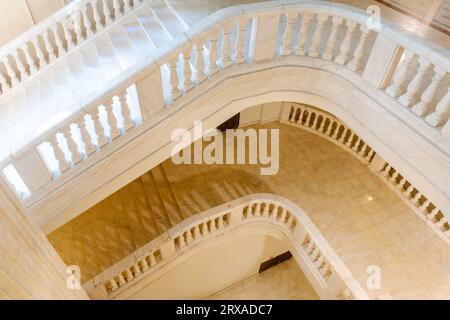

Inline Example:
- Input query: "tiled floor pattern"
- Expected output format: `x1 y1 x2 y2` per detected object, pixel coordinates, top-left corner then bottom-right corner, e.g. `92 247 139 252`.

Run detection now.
209 258 319 300
49 122 450 299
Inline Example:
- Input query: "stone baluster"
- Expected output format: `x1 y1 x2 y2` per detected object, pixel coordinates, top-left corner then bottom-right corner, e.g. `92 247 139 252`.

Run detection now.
182 49 193 93
294 108 304 124
222 24 232 68
385 50 416 97
322 16 343 61
365 149 375 162
109 279 119 291
103 0 113 26
403 184 415 198
117 274 126 286
309 14 328 58
105 99 120 140
436 217 448 230
217 215 225 229
201 222 209 235
52 25 65 55
0 71 9 93
345 132 355 147
113 0 122 20
271 204 279 219
178 234 186 248
283 12 298 56
31 38 47 68
76 115 95 157
193 225 201 239
412 66 446 116
425 88 450 127
332 124 342 139
295 12 314 56
132 263 141 276
254 202 261 216
62 23 75 50
12 51 27 81
73 12 84 43
411 191 423 206
305 111 314 127
82 5 94 38
22 44 37 74
335 20 357 65
347 26 371 71
140 258 149 272
318 116 327 132
50 135 70 173
236 17 247 63
118 90 134 132
312 114 320 129
196 42 206 84
396 177 407 191
325 120 336 136
262 203 270 217
123 0 132 13
209 219 217 233
124 268 133 281
2 56 18 86
419 199 431 214
148 253 157 267
389 171 400 184
381 164 391 177
426 207 440 221
169 57 181 100
43 30 56 62
280 207 287 223
88 107 108 148
92 0 103 31
398 57 431 107
351 137 361 151
208 30 220 76
62 126 82 165
185 230 193 243
338 128 350 143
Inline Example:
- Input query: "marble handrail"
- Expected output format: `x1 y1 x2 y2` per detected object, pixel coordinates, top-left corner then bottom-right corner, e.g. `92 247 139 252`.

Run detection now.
0 1 448 224
83 193 369 300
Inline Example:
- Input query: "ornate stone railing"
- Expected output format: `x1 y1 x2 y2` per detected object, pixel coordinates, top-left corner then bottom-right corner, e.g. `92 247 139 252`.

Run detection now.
83 194 369 300
0 0 162 96
0 1 448 231
279 102 450 242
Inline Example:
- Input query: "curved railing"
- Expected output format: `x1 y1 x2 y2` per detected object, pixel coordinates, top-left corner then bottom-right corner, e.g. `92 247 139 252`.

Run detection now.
0 1 448 227
83 193 369 300
0 0 164 96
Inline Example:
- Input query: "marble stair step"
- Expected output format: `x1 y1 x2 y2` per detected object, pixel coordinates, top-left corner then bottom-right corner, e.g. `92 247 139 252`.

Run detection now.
107 25 138 70
136 8 172 48
122 16 155 59
151 4 187 39
140 171 172 233
92 35 123 80
151 164 184 227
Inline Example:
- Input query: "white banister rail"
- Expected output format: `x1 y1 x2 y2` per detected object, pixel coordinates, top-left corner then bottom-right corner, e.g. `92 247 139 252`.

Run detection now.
0 1 448 228
0 0 163 96
83 194 369 300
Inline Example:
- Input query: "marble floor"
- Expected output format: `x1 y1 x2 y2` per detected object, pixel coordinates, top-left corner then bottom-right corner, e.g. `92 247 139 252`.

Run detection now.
209 258 319 300
49 122 450 299
332 0 450 49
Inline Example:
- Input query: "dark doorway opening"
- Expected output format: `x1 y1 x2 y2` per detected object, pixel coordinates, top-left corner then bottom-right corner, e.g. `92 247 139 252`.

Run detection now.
258 251 292 273
218 113 240 131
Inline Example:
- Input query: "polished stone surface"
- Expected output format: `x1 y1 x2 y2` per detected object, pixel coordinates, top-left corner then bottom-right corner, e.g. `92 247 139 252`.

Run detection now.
209 258 319 300
49 122 450 299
